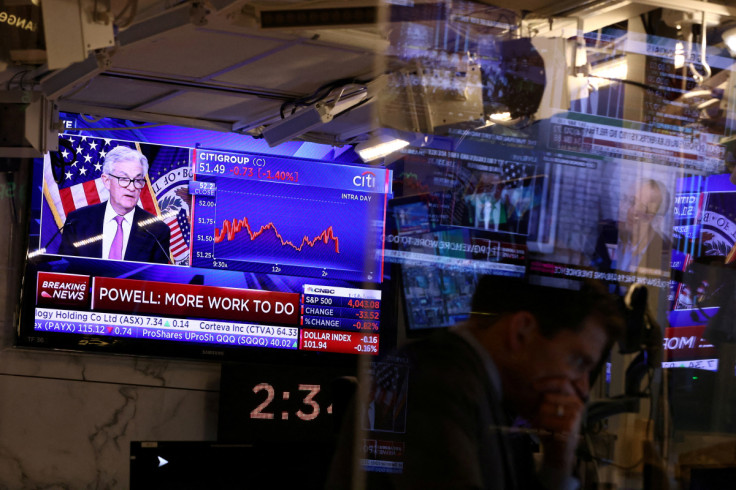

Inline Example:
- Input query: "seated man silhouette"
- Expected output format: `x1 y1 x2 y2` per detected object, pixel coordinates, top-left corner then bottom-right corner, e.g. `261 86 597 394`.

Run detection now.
58 146 171 264
328 276 623 490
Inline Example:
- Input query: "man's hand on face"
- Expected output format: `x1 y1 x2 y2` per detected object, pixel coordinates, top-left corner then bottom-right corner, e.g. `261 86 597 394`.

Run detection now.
530 377 586 471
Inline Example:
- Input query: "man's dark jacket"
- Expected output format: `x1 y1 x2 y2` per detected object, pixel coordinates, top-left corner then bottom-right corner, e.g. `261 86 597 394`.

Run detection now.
58 202 171 264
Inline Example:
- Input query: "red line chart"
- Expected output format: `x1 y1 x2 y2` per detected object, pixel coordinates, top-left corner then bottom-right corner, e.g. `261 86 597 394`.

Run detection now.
214 217 340 253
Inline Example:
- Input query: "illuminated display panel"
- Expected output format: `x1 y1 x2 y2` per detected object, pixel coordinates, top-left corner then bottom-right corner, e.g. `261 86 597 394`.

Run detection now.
388 114 702 332
666 174 736 372
385 134 544 332
17 134 393 361
190 149 387 282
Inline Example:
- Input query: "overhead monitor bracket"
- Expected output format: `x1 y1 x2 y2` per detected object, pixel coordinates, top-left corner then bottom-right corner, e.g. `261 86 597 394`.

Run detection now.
262 78 385 147
262 103 336 148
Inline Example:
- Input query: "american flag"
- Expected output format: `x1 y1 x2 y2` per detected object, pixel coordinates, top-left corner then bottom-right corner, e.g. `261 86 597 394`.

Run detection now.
501 161 529 188
373 361 400 406
146 145 192 266
370 361 409 432
167 207 190 262
43 135 160 227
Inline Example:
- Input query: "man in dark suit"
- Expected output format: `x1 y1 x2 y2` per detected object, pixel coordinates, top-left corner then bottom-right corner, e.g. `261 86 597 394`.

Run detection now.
328 277 623 490
58 146 171 264
392 277 622 489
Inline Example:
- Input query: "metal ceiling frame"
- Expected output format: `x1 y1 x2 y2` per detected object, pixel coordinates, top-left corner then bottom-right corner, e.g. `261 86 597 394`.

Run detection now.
38 0 386 137
32 0 736 149
523 0 736 38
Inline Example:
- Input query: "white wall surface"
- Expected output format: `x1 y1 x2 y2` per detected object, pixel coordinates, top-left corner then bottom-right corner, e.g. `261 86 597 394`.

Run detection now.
0 165 221 489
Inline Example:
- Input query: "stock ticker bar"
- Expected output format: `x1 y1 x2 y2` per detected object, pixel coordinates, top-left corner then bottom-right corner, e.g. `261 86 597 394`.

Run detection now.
547 113 724 172
661 359 719 371
34 307 299 350
93 277 300 324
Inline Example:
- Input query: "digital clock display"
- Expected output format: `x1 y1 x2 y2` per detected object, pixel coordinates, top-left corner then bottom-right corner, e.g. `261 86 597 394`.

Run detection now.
218 362 355 442
250 382 330 421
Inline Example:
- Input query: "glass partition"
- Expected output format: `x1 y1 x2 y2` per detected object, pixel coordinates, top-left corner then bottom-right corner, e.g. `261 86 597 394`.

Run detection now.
347 3 736 489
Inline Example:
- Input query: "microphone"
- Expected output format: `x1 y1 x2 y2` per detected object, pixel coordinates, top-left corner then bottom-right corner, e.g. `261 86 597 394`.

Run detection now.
28 219 75 259
620 283 648 354
143 228 172 265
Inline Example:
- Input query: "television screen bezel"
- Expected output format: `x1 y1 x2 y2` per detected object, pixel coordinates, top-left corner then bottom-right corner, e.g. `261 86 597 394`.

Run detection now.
14 135 398 365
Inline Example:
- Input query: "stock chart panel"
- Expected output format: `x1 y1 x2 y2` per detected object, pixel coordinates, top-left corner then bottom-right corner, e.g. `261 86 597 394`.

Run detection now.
188 149 392 356
191 149 389 283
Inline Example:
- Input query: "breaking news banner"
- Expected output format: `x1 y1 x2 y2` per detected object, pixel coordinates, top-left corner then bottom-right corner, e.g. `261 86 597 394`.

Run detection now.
37 272 299 325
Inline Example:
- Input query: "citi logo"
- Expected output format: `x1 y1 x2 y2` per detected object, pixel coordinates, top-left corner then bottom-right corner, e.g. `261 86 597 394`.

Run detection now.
353 171 376 188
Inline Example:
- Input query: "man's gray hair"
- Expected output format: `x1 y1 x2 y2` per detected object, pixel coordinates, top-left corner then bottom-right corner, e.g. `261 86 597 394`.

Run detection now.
102 146 149 175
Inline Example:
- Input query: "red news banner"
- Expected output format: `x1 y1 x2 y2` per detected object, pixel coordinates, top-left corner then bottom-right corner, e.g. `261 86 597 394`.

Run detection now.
36 272 380 354
37 272 299 325
94 277 299 324
663 325 716 362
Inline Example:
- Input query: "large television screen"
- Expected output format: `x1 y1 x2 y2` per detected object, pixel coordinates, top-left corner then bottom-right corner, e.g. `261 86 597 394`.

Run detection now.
17 134 393 361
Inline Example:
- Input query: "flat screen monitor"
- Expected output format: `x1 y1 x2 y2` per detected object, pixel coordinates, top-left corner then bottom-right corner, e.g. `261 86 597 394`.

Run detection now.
17 133 393 362
665 173 736 372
